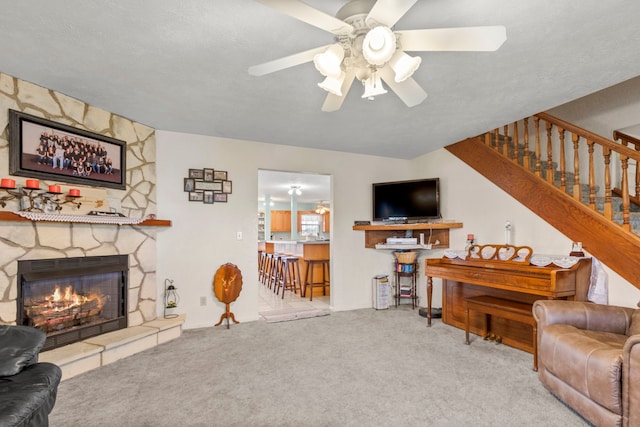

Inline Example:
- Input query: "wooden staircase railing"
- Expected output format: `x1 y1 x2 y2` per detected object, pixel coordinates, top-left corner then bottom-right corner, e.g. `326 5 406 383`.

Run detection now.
446 112 640 289
612 130 640 208
481 112 640 233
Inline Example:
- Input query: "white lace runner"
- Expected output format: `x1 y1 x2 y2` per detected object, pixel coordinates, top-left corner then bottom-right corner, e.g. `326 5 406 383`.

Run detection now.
15 211 145 225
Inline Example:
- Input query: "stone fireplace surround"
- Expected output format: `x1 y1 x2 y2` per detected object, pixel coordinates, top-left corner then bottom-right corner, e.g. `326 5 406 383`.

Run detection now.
0 217 184 380
0 72 184 380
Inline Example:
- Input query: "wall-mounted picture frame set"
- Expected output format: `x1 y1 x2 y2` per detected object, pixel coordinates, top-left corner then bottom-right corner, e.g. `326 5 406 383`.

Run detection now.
184 168 232 204
8 109 126 190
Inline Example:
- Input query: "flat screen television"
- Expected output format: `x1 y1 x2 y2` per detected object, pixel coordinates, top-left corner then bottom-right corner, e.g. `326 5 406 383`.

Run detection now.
372 178 440 222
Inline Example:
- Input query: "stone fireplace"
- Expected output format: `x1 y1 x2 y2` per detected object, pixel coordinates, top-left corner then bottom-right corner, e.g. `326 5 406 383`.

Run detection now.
17 255 128 351
0 72 185 381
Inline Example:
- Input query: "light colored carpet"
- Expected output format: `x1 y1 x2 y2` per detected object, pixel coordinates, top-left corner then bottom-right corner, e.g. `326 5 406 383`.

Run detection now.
259 307 330 323
49 308 589 427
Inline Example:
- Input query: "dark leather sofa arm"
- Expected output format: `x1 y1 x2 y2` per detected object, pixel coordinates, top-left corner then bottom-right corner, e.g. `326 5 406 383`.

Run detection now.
533 300 634 335
623 334 640 427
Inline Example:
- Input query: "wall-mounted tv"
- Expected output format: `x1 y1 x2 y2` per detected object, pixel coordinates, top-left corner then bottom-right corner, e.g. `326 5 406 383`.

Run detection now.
372 178 440 222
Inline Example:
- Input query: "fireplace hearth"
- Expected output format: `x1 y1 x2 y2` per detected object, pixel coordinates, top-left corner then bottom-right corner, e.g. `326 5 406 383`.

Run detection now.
17 255 128 351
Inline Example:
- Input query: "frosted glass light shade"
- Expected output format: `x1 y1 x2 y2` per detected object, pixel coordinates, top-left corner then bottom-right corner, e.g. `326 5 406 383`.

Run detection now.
318 71 346 96
389 51 422 82
362 26 397 66
313 44 345 78
361 74 387 99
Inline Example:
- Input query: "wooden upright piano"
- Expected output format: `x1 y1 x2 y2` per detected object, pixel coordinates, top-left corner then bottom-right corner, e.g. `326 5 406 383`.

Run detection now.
424 253 592 355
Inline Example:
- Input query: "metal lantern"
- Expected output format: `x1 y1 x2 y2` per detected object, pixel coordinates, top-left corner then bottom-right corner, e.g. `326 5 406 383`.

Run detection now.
164 279 180 319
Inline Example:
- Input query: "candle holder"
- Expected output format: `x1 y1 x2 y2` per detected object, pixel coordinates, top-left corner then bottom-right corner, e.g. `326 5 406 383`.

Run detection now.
0 186 22 209
47 191 83 212
0 185 81 212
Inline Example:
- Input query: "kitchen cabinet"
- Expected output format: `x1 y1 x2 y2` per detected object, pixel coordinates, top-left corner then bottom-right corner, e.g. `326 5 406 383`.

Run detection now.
322 211 330 232
271 210 291 232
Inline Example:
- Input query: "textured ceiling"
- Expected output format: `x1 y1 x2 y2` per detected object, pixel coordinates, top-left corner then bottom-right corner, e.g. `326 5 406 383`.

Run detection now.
1 1 640 164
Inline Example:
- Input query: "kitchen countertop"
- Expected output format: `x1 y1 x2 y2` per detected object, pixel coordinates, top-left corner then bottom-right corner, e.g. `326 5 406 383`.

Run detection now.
260 240 330 244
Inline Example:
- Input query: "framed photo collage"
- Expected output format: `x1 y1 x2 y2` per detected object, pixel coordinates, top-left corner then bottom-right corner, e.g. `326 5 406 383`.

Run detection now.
183 168 232 204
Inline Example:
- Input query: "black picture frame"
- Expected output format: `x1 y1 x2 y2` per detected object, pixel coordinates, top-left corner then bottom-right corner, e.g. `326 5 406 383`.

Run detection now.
184 178 195 192
189 169 204 179
213 170 227 180
8 109 126 190
189 191 204 202
203 190 214 204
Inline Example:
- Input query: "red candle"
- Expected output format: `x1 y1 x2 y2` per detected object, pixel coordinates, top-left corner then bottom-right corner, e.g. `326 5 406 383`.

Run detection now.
25 179 39 189
48 185 61 193
1 178 16 188
69 189 80 197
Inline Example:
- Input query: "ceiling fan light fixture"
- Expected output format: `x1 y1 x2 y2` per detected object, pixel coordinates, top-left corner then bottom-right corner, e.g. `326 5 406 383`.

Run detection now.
362 26 397 66
389 51 422 82
313 44 345 78
318 71 345 96
361 73 387 100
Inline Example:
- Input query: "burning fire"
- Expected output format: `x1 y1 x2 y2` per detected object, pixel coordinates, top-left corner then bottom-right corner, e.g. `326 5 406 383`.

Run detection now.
50 285 86 309
24 284 106 333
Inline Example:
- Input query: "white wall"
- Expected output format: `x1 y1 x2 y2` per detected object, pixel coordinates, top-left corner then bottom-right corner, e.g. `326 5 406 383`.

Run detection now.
156 131 414 329
157 130 640 331
548 75 640 138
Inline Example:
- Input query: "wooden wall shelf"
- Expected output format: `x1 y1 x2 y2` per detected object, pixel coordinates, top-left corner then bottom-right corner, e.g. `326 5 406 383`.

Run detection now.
352 222 463 249
0 211 172 227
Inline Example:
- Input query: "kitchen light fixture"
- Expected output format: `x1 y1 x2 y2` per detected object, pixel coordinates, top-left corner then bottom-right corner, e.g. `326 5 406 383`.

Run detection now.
315 201 330 214
288 185 302 196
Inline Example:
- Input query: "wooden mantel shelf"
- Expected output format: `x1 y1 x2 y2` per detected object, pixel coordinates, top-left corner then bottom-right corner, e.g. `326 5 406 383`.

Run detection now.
0 211 172 227
352 222 463 249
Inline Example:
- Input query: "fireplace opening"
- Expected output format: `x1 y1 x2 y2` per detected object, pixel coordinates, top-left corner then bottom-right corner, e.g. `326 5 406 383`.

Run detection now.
17 255 128 351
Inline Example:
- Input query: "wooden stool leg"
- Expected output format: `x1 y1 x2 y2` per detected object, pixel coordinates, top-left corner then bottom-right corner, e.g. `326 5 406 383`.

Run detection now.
533 323 538 372
323 262 329 296
280 261 290 299
309 261 314 301
292 260 302 295
465 301 470 345
484 313 491 339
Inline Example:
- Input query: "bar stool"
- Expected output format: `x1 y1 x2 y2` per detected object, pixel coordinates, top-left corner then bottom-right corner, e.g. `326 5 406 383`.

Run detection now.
304 259 330 301
258 250 265 284
261 252 273 286
276 256 302 298
269 254 284 291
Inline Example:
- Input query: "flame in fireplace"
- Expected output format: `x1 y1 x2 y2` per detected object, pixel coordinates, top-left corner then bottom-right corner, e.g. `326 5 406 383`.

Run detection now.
51 285 85 309
24 284 106 332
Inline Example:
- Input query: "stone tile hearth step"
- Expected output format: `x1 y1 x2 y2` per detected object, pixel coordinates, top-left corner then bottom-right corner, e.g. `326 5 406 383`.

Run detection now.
39 314 185 381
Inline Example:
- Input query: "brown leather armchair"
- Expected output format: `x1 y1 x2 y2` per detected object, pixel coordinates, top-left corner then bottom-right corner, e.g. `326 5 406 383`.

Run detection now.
533 300 640 427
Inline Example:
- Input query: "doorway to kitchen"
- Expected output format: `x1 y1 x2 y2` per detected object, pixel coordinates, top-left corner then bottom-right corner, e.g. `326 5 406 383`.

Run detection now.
257 169 331 315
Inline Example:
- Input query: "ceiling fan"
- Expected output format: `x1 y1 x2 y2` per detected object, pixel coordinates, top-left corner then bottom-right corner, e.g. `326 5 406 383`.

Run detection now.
315 201 330 214
248 0 506 112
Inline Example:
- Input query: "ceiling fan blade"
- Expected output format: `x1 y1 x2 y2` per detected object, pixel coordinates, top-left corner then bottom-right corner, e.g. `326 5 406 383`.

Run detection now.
378 66 427 108
321 69 356 112
256 0 354 35
397 26 507 52
366 0 418 27
249 45 331 76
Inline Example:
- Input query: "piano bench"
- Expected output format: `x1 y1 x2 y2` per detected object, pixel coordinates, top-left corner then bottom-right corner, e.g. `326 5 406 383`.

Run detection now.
463 295 537 371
